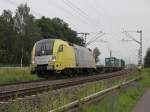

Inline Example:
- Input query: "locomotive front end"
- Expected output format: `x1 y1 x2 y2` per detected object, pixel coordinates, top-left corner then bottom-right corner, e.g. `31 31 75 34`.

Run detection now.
31 39 56 74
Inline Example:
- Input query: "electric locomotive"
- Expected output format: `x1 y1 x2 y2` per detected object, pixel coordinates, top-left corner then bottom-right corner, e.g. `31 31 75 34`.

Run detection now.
30 39 96 77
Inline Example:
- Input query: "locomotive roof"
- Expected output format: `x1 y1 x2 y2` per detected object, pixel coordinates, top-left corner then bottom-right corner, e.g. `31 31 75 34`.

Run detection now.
36 39 92 52
36 39 55 43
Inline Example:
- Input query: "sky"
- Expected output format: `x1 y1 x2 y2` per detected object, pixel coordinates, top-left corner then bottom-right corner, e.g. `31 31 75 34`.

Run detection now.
0 0 150 65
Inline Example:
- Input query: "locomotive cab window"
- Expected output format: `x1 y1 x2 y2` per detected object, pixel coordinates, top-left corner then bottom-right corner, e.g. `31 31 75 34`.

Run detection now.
58 45 64 52
35 39 54 56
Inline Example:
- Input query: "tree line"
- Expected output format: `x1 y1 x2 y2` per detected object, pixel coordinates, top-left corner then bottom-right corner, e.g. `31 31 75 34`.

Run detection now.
144 48 150 67
0 4 83 66
1 4 149 67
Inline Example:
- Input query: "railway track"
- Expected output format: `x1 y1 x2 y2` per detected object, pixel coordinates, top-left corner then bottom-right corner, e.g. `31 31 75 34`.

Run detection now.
0 69 135 101
49 76 141 112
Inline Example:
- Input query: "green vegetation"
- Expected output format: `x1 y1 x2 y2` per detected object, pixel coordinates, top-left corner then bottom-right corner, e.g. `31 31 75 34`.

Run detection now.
5 81 105 112
144 48 150 67
84 68 150 112
0 3 83 66
3 70 140 112
0 67 39 85
93 47 101 63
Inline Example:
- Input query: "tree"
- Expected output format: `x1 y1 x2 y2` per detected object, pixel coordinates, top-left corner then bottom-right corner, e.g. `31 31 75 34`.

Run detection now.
13 3 42 65
144 48 150 67
93 47 101 63
0 10 18 65
36 16 82 45
0 4 85 66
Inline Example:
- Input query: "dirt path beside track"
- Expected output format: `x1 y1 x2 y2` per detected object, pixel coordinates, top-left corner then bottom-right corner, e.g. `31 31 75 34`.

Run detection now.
132 88 150 112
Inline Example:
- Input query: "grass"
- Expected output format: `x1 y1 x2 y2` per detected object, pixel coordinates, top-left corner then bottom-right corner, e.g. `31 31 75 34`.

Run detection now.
84 68 150 112
0 67 39 85
5 81 106 112
4 69 141 112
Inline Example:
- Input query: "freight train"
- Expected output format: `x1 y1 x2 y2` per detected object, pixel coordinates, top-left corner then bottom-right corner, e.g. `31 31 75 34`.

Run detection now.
30 39 125 78
104 57 125 72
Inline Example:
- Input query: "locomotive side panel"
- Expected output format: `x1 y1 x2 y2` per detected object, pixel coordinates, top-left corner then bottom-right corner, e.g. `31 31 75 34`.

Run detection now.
74 45 96 68
54 42 76 70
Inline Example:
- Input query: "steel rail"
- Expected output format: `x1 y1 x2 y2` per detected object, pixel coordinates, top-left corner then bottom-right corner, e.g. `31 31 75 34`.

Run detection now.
0 69 135 101
49 76 141 112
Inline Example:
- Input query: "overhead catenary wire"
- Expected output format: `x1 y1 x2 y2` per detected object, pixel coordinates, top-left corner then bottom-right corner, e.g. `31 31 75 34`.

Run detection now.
62 0 103 30
5 0 42 17
65 0 123 41
6 0 123 47
86 31 103 44
6 0 106 36
86 0 117 37
47 0 98 31
6 0 77 29
6 0 123 34
61 0 109 44
5 0 102 44
86 0 124 40
59 0 126 61
6 0 105 44
92 0 123 30
4 0 104 31
62 0 122 43
86 33 106 46
86 0 124 44
86 0 113 28
122 31 140 44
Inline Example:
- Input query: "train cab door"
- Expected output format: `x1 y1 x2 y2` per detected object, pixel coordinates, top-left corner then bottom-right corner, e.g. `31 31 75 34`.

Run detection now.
57 45 75 70
56 45 64 70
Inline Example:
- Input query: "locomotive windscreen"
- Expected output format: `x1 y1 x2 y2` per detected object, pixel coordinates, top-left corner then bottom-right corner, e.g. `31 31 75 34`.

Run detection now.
35 39 54 56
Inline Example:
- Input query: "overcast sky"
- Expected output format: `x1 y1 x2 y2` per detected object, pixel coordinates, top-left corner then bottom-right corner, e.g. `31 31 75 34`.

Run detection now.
1 0 150 65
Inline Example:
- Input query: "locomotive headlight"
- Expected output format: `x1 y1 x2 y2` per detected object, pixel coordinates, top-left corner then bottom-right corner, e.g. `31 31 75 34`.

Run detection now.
31 59 37 67
51 55 56 62
32 60 35 64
